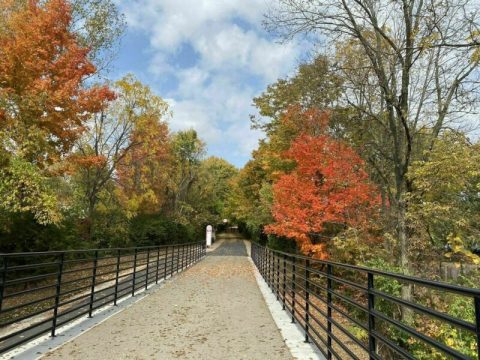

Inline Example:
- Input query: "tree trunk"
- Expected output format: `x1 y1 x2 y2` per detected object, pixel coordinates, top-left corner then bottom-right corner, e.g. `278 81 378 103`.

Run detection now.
397 194 414 323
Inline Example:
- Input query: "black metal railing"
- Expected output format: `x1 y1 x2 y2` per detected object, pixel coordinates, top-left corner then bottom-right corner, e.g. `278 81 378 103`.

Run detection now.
251 243 480 360
0 241 206 354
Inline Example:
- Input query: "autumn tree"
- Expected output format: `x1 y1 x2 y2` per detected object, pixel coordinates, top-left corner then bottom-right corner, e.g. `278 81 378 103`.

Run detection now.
266 134 381 259
0 0 114 223
266 0 480 308
167 129 206 222
407 132 480 264
189 157 238 225
114 81 171 217
75 75 169 240
69 0 125 72
252 55 343 133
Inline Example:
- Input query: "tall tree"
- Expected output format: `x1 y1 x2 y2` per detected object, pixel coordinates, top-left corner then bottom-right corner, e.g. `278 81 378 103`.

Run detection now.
0 0 114 164
75 75 167 240
265 0 480 297
116 99 171 217
168 129 206 221
188 157 238 225
266 134 381 259
0 0 114 222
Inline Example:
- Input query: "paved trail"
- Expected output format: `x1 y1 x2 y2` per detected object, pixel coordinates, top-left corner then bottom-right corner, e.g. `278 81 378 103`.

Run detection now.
43 236 293 360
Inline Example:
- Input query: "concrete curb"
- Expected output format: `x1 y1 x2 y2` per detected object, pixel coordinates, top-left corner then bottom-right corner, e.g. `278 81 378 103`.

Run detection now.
249 255 325 360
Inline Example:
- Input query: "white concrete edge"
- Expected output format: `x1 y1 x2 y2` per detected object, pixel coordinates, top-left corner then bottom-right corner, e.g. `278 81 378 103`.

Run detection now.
3 260 202 360
249 256 325 360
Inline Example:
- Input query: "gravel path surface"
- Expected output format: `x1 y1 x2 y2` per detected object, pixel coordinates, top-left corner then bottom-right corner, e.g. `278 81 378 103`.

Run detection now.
42 239 293 360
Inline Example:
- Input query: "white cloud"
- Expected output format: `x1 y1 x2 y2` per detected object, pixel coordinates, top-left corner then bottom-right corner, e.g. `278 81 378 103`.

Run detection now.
118 0 304 165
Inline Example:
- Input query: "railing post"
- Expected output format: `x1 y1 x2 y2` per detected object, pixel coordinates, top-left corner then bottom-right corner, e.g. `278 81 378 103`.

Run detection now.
474 296 479 360
180 244 183 270
114 249 121 306
145 248 150 290
176 245 180 273
171 245 175 276
282 254 286 310
182 244 185 269
291 256 296 323
262 247 266 277
163 246 168 280
270 250 274 292
277 255 280 301
132 248 138 297
267 249 271 288
305 258 310 343
188 244 195 265
189 244 192 264
88 250 98 318
368 272 377 359
51 252 64 336
155 247 160 284
0 256 7 314
327 264 333 359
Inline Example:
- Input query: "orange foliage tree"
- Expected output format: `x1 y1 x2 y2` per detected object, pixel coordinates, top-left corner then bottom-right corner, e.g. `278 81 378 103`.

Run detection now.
0 0 114 164
116 114 171 216
265 134 381 259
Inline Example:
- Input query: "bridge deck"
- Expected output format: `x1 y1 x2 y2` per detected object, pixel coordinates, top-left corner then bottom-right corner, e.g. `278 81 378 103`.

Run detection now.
42 235 293 360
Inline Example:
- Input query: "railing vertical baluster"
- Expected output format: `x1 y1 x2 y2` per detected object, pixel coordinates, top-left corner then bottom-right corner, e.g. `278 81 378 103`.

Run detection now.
164 246 168 280
327 264 333 359
145 248 150 290
171 245 175 276
267 249 271 289
180 245 183 270
114 249 121 306
276 255 280 300
51 252 64 336
270 250 274 291
0 256 7 314
182 244 185 270
176 245 180 273
305 258 310 343
282 254 286 310
368 272 376 359
262 247 266 277
88 250 98 317
292 256 296 323
189 243 191 266
474 296 479 360
182 244 186 269
132 248 138 297
155 247 160 284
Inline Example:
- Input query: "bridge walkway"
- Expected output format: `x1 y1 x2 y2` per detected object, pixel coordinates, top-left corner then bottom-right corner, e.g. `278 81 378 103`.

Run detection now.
41 235 293 360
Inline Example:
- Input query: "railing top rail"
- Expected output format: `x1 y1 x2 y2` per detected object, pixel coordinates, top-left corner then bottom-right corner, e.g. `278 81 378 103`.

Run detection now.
0 241 203 258
253 243 480 297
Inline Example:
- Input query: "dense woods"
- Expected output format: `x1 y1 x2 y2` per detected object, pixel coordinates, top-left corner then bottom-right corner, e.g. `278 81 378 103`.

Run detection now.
0 0 237 252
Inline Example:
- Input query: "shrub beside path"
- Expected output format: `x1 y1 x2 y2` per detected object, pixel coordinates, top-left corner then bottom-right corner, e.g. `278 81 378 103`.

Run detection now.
42 234 293 360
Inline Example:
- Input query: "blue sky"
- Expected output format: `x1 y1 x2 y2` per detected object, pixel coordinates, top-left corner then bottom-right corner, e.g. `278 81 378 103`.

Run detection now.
110 0 305 167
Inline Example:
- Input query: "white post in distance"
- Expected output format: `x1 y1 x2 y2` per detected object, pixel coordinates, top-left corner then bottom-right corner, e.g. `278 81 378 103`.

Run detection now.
206 225 213 247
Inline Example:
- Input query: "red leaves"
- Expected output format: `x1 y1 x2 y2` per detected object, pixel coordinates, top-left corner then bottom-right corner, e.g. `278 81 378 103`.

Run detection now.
265 133 381 259
0 0 114 162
